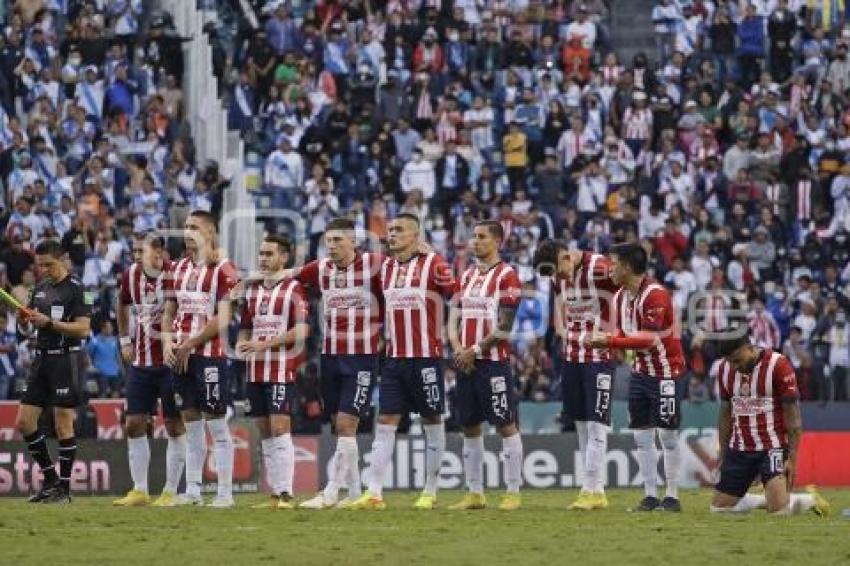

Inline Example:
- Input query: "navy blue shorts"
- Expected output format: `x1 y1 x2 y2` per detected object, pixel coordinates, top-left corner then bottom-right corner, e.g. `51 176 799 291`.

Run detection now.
246 382 296 417
173 355 231 415
457 361 517 428
379 358 444 418
561 361 615 424
125 365 179 419
628 372 682 429
716 448 788 498
320 354 378 419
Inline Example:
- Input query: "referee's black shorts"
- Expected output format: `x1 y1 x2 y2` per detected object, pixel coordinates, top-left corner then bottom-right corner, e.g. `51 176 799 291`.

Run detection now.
21 350 84 408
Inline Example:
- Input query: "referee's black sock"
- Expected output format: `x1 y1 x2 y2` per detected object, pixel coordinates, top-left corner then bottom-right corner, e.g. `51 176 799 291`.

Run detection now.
58 438 77 491
24 432 58 485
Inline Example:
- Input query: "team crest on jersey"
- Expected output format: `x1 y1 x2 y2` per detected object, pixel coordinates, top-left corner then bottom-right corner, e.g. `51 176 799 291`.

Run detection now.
187 270 199 291
395 266 407 287
740 382 751 396
421 367 437 384
259 301 269 315
335 273 347 288
357 371 371 386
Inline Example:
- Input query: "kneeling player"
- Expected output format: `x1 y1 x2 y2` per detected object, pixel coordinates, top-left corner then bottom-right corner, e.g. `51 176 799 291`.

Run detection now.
113 234 186 507
448 221 524 511
710 334 829 516
236 235 310 509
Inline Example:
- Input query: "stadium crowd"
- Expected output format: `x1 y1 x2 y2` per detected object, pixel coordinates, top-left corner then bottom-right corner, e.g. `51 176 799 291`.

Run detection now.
0 0 849 413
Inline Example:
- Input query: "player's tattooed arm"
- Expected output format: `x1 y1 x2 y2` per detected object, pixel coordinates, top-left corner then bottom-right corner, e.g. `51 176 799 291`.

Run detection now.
783 399 802 490
161 299 177 367
477 305 517 354
717 400 732 463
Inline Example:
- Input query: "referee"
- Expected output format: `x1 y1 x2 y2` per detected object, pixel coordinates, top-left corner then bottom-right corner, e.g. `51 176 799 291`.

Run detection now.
16 240 92 504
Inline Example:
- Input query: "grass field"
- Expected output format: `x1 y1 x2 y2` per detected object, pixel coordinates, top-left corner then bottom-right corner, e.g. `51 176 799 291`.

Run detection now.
2 489 849 565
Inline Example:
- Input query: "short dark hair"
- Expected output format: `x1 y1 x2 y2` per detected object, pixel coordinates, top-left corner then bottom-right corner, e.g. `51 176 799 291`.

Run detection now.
395 213 421 227
264 234 292 255
474 220 504 242
716 332 752 358
35 239 63 257
609 243 647 275
135 231 164 249
325 217 356 232
532 239 568 276
189 209 218 231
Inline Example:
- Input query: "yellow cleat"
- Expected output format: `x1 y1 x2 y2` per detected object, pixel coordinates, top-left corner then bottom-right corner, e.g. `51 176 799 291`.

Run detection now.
568 490 595 511
448 493 487 510
251 496 280 509
112 489 150 507
498 493 522 511
348 491 386 510
277 496 295 510
806 485 831 517
413 493 436 510
150 491 178 507
592 492 609 510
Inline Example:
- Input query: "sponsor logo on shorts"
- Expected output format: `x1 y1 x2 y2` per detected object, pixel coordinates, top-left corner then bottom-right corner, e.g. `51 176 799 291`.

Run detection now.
660 379 676 396
357 371 371 386
55 388 70 396
596 373 612 391
421 367 437 384
204 367 219 383
491 376 507 394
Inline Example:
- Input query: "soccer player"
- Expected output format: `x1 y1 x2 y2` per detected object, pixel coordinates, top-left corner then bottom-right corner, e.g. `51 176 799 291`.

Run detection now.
236 235 310 509
351 213 458 510
113 233 187 507
162 210 240 507
447 221 524 511
533 239 619 510
709 333 830 516
16 240 91 504
588 243 686 512
292 218 384 509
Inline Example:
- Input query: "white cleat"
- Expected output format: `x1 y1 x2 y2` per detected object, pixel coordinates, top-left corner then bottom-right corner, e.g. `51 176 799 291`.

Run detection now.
299 493 337 509
208 495 236 508
174 493 205 507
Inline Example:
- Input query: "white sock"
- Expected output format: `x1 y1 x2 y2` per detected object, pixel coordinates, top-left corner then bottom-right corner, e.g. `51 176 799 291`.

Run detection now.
789 493 815 514
164 434 186 494
502 433 523 494
261 437 281 495
367 423 397 497
323 438 348 502
633 428 658 498
207 418 234 499
127 436 150 494
184 420 207 497
463 435 485 494
585 422 608 494
276 433 294 495
575 421 589 491
422 423 445 497
341 437 361 499
658 429 681 499
711 493 767 514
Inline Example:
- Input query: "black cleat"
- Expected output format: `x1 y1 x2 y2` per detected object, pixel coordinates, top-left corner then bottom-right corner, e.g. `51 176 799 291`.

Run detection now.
41 485 71 505
634 496 661 512
280 492 294 504
27 480 58 503
661 497 682 512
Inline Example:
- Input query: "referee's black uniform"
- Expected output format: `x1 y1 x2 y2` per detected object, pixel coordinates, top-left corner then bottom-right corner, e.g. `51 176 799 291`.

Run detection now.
21 272 91 503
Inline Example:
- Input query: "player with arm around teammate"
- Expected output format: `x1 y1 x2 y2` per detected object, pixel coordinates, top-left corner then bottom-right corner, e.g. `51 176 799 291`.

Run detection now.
709 333 830 516
236 235 310 510
447 221 524 511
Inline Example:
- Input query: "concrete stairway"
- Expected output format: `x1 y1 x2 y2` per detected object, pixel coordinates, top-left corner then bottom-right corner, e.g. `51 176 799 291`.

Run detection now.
608 0 658 68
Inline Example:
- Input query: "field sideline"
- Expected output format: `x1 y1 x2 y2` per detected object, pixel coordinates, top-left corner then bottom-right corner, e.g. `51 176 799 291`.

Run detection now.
1 489 849 565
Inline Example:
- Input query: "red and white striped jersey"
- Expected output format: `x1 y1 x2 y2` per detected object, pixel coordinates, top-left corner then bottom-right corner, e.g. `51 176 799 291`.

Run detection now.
622 107 653 140
748 310 781 350
613 277 686 378
381 252 458 358
169 256 239 359
717 350 799 452
700 290 733 333
119 260 174 367
796 180 812 220
240 278 309 383
458 261 522 362
298 253 384 355
553 252 619 363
